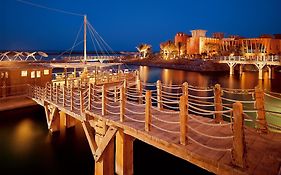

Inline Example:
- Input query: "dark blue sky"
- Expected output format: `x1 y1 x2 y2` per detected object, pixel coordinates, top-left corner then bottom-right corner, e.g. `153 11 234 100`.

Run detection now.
1 0 281 51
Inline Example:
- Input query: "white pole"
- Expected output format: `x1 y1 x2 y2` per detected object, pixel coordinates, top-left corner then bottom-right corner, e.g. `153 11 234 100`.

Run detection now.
84 15 87 64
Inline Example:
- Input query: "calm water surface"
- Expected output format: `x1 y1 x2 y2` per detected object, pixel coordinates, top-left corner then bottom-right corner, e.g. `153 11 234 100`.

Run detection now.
1 66 281 175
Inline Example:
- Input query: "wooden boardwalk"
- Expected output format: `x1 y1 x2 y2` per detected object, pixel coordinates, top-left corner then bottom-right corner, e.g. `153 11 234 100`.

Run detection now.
29 80 281 175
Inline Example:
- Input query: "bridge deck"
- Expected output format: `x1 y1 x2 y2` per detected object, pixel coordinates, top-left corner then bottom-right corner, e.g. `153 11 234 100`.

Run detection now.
30 82 281 175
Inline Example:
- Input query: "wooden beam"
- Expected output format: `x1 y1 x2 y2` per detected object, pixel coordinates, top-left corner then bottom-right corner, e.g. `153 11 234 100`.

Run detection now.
156 80 163 109
82 121 98 156
115 129 134 175
94 126 117 162
95 138 114 175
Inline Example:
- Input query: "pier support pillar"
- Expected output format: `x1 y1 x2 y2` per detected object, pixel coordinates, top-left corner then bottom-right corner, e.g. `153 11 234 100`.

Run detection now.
49 108 60 132
95 138 114 175
227 62 236 75
267 66 272 79
115 129 134 175
255 63 266 80
239 65 243 75
258 69 263 80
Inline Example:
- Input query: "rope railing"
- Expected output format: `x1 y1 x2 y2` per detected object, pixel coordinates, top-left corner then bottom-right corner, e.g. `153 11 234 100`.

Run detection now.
187 136 232 152
189 115 232 127
161 90 182 96
126 100 146 107
151 113 179 124
221 97 255 104
188 125 233 139
189 94 214 100
189 104 233 114
125 107 145 115
124 114 145 123
150 123 180 134
264 92 281 101
105 109 120 115
188 87 213 92
162 103 179 110
188 101 214 107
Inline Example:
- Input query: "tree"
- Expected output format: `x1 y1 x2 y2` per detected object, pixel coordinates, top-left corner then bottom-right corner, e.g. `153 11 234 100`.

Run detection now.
160 41 178 60
136 44 152 59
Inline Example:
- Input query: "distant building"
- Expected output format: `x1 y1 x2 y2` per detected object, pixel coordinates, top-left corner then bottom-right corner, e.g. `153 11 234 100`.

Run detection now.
0 62 52 98
172 30 281 57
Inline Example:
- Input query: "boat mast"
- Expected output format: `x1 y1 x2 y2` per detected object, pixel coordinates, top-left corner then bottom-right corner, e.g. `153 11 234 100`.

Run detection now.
84 15 87 64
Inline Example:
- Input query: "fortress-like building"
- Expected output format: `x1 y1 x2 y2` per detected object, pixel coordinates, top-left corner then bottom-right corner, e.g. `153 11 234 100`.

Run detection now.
174 30 281 57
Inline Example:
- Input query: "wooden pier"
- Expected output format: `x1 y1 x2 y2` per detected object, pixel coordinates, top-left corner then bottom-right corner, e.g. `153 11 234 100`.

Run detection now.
27 78 281 175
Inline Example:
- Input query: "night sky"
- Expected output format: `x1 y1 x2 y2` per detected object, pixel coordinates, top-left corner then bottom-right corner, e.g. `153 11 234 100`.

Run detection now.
1 0 281 52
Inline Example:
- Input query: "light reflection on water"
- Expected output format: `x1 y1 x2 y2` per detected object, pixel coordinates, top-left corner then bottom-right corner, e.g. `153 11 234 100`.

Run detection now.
139 65 281 91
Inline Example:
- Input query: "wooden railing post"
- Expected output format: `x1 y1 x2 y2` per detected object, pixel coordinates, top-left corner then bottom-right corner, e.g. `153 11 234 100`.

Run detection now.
123 79 127 94
102 85 107 116
182 82 188 96
50 84 53 101
55 84 58 104
70 85 73 111
156 80 163 109
137 79 143 104
255 86 268 133
145 90 152 131
114 85 118 102
63 85 66 107
88 83 92 111
214 84 223 123
120 86 125 122
80 88 84 114
180 95 188 145
232 102 246 168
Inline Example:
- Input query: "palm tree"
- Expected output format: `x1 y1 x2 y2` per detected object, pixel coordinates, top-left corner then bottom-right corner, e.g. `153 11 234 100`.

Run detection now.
160 41 178 60
136 44 152 59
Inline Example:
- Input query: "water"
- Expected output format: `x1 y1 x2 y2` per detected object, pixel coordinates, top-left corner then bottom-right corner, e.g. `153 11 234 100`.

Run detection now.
1 66 281 175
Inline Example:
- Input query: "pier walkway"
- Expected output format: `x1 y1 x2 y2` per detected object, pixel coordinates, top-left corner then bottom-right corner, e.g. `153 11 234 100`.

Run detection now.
27 79 281 175
214 55 281 79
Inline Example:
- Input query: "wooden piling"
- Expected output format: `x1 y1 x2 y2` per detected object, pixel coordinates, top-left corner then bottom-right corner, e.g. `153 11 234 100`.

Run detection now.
232 102 246 168
214 84 223 123
115 129 134 175
180 95 188 145
145 90 152 132
255 86 268 133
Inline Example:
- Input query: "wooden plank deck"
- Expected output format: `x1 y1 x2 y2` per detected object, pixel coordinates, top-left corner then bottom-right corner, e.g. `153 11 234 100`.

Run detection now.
32 85 281 175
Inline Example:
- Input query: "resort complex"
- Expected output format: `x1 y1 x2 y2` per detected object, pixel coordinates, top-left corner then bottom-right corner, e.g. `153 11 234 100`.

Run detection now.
160 30 281 59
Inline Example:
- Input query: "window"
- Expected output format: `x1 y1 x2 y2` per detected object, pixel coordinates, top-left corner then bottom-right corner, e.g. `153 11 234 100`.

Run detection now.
44 69 49 75
21 70 28 77
31 71 35 78
36 71 41 78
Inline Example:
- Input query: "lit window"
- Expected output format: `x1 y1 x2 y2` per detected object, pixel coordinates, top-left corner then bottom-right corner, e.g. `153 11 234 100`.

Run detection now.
36 71 41 78
31 71 35 78
44 69 49 75
21 70 28 77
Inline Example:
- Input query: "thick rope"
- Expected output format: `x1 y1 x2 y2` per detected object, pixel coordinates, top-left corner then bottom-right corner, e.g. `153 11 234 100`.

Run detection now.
188 125 233 139
124 114 145 123
151 114 180 124
189 115 232 127
150 123 180 134
187 136 232 152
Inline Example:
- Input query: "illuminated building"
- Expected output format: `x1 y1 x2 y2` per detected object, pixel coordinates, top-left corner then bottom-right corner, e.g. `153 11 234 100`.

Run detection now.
171 30 281 57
